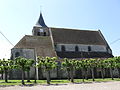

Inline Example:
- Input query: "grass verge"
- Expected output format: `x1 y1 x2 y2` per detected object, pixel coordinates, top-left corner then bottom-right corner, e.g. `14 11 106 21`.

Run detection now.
0 78 120 86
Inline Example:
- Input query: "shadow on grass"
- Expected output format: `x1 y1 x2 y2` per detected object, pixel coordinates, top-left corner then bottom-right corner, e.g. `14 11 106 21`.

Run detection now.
19 84 35 87
0 81 19 84
74 82 93 84
42 83 68 86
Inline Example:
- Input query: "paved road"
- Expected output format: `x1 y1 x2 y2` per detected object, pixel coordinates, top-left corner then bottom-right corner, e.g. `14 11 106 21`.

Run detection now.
0 81 120 90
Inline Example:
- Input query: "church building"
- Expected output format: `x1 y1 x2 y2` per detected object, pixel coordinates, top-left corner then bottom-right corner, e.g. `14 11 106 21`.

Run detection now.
10 13 113 79
11 13 113 59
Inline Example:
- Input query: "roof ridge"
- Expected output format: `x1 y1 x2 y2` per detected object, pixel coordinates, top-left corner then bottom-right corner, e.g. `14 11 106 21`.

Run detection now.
50 27 98 32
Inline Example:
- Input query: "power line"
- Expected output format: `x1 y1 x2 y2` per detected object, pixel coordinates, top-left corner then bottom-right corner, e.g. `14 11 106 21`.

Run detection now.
110 38 120 45
0 30 14 46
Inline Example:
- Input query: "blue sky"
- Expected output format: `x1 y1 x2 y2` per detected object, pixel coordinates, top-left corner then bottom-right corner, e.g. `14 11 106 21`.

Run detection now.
0 0 120 59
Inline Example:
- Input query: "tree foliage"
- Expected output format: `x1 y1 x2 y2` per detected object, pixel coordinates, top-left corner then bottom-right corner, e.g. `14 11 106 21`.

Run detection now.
1 56 120 84
62 58 77 83
15 57 34 85
0 59 14 82
37 56 57 84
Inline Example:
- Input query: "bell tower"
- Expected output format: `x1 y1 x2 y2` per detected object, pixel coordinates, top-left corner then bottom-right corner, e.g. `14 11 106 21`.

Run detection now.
32 12 50 36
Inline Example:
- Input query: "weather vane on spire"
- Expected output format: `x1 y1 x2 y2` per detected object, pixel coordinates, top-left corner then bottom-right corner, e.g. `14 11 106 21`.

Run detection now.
40 5 42 13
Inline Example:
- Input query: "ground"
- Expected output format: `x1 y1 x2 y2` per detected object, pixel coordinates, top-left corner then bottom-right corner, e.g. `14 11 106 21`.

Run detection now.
0 81 120 90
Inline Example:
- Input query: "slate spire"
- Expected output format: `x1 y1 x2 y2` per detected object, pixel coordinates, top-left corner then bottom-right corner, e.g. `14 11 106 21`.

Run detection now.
36 12 47 27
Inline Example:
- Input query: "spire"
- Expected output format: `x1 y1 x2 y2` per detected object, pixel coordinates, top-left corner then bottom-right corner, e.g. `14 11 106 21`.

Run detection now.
36 12 47 27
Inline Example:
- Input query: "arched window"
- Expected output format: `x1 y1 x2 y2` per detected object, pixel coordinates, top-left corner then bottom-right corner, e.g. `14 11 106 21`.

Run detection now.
44 32 46 36
37 32 40 36
61 45 66 52
15 52 20 57
88 46 91 52
75 46 79 52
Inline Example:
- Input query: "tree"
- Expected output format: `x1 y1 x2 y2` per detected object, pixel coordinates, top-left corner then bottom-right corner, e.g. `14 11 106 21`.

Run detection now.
0 60 4 79
0 59 13 83
37 56 57 84
76 59 89 82
88 58 97 81
15 57 34 85
115 56 120 78
62 58 77 83
25 59 35 82
97 58 106 79
104 58 116 80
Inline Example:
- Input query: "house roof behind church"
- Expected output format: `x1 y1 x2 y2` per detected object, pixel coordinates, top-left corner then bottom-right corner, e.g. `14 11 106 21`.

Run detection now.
51 28 107 45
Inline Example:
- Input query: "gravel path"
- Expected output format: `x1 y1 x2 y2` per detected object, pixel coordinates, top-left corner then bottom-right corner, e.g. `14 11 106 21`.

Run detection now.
0 81 120 90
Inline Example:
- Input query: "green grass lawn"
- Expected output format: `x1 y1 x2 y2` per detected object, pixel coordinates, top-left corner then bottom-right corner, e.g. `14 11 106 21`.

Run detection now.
0 78 120 86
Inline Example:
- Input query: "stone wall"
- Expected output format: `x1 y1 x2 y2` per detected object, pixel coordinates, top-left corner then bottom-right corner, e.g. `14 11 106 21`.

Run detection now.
11 48 35 60
10 48 36 79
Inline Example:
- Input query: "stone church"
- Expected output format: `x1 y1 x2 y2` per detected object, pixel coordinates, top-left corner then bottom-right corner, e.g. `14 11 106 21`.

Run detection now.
10 13 113 79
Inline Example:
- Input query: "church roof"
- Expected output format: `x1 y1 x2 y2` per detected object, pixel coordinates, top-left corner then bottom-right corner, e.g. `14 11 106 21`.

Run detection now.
51 27 108 46
35 12 47 27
